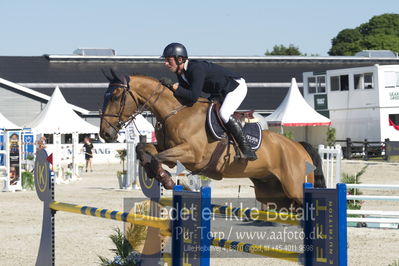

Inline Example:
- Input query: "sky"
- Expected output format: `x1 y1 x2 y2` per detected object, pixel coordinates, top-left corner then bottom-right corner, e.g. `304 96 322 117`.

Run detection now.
1 0 399 57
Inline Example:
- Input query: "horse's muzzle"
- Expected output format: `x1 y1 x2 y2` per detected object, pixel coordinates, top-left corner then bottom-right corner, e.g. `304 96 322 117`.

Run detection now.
100 127 118 143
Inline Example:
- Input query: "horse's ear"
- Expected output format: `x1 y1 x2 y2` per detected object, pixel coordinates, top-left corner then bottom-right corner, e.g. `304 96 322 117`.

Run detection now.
101 69 113 82
123 75 130 85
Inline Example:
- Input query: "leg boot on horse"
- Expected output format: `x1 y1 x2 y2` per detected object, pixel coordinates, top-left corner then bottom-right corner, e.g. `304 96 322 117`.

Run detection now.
136 147 175 189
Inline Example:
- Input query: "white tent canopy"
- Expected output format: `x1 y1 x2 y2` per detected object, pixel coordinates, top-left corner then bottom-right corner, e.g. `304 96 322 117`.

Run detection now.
127 114 154 135
118 114 155 143
25 87 99 134
266 78 331 127
0 112 20 129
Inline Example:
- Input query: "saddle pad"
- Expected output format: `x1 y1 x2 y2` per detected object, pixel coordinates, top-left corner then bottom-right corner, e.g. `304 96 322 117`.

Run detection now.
207 103 262 150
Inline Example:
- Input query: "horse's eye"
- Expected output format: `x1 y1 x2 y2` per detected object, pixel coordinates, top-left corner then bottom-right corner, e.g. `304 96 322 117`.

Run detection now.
112 95 119 102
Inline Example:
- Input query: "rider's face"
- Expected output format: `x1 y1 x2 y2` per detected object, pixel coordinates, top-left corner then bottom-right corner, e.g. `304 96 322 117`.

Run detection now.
164 57 184 73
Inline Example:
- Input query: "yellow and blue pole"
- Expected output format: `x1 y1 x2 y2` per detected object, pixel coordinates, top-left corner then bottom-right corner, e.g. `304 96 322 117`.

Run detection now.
49 201 170 232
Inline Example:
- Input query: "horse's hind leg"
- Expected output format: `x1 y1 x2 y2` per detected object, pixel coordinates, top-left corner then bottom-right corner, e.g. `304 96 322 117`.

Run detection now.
250 177 296 211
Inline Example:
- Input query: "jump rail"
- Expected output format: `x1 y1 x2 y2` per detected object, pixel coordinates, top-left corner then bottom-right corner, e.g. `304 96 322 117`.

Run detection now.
347 217 399 224
346 184 399 189
35 148 348 266
348 210 399 216
49 201 170 232
347 195 399 201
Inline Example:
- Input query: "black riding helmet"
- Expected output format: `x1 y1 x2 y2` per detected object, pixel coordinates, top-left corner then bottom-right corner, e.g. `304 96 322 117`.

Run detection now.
161 43 188 65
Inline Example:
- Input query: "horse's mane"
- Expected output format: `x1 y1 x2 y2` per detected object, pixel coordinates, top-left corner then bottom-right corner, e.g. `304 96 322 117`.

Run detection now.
130 74 165 84
104 69 163 86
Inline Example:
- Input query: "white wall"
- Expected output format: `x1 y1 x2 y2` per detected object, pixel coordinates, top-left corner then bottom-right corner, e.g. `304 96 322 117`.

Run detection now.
0 86 43 126
330 108 380 141
326 66 379 111
377 64 399 109
377 65 399 141
45 143 127 165
303 65 399 142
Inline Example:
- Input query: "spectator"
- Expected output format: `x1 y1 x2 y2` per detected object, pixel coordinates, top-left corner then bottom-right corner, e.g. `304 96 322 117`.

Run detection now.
82 136 94 172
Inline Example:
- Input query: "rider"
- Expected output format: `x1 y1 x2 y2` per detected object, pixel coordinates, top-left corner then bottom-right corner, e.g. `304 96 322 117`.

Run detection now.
161 42 257 161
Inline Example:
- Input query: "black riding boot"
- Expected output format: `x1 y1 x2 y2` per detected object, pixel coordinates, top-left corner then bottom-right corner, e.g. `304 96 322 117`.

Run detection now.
225 116 257 161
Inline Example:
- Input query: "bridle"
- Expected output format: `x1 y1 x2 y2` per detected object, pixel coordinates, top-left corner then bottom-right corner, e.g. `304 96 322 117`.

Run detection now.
101 80 176 133
101 82 135 133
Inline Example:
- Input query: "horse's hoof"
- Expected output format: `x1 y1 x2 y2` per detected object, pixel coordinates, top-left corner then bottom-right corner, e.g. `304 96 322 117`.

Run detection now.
162 180 175 190
157 170 175 189
160 175 175 189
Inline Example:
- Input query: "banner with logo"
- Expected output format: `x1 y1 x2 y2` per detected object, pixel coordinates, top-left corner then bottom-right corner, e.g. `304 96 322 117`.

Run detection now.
8 131 21 186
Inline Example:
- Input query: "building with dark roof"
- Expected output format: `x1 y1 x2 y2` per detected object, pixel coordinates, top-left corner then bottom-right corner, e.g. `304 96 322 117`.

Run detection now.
1 52 399 126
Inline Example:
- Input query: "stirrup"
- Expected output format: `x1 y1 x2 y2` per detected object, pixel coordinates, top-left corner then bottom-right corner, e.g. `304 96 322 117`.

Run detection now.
241 149 257 161
233 143 257 161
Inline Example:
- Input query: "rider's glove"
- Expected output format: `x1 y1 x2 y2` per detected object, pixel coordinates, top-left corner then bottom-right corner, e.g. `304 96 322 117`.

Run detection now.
159 77 174 88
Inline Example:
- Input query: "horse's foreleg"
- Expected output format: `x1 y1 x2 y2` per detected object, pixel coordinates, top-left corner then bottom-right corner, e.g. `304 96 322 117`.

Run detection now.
136 142 158 158
136 143 175 189
149 144 199 189
154 144 196 166
136 143 158 176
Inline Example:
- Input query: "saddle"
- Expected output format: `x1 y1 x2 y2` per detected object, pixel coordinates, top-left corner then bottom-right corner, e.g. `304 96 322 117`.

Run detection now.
207 103 262 150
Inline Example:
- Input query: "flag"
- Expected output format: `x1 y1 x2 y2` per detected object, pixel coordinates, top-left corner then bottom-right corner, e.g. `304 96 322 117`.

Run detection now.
47 153 53 165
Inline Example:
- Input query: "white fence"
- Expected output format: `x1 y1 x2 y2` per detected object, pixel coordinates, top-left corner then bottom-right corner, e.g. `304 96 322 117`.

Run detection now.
347 195 399 201
318 145 399 228
318 144 342 188
346 184 399 190
347 184 399 228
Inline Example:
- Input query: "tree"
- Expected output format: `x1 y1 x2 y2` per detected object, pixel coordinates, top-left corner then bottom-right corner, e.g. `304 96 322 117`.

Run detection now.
329 13 399 55
265 44 303 56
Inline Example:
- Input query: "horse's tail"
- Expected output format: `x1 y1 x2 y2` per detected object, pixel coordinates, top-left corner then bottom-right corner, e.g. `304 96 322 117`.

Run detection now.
299 142 326 188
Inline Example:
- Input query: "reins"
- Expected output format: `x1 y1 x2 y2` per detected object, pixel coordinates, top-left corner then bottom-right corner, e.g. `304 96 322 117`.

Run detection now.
102 80 206 133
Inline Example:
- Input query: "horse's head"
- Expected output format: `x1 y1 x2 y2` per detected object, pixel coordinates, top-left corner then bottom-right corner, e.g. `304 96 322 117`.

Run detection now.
100 71 177 142
100 69 137 142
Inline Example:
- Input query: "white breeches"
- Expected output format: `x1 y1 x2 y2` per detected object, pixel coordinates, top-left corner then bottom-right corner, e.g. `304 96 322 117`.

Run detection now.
219 78 248 123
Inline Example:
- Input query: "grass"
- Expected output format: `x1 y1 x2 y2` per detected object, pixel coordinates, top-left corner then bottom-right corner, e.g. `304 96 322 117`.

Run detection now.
388 260 399 266
341 165 368 214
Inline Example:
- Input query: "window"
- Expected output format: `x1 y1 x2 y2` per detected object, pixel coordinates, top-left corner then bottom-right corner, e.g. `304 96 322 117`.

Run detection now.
340 75 349 91
62 134 72 144
79 133 101 143
354 73 373 90
390 114 399 125
308 77 316 94
364 73 373 89
316 76 326 93
307 76 326 94
354 74 362 90
330 76 340 91
44 134 54 144
330 75 349 91
389 114 399 131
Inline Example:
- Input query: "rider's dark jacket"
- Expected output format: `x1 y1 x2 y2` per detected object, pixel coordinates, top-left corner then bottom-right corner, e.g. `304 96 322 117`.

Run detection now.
174 60 241 104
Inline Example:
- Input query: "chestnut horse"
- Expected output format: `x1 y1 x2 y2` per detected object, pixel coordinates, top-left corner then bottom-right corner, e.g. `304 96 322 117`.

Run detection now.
100 72 325 210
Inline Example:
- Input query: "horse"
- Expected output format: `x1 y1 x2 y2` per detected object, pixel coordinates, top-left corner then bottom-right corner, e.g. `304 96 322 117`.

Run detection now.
100 71 326 210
